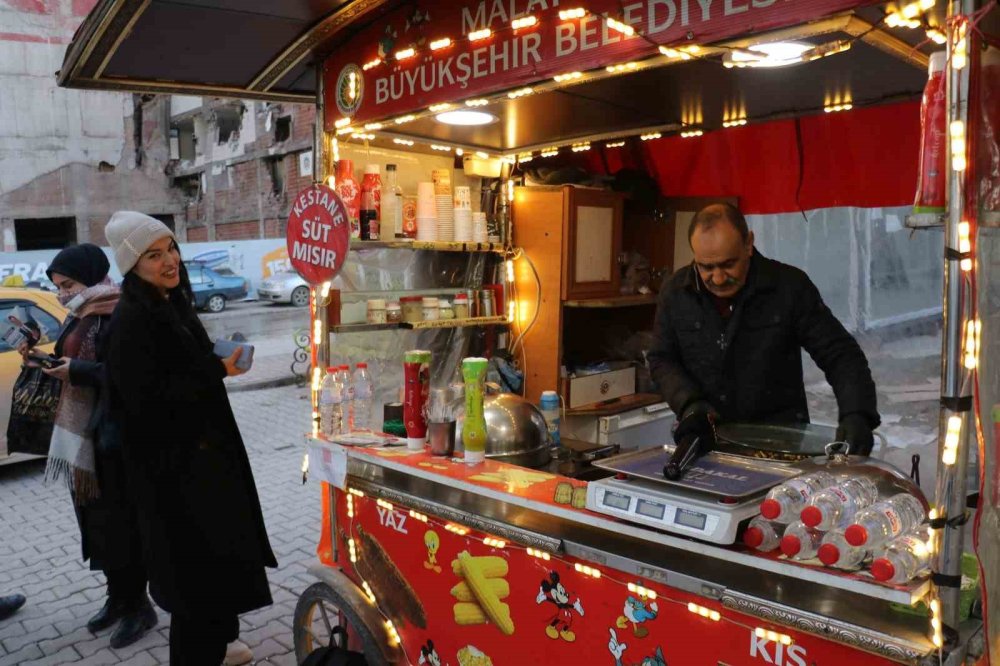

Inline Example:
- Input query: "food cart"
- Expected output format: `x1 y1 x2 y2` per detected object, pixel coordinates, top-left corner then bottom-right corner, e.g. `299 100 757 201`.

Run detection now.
59 0 999 664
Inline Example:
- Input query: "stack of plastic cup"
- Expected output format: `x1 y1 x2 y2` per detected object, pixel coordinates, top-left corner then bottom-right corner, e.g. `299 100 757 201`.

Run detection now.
436 194 454 241
453 186 473 242
472 212 488 243
416 182 437 241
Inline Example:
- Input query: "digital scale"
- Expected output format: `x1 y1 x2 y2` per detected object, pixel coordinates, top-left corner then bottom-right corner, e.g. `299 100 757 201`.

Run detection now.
586 443 807 544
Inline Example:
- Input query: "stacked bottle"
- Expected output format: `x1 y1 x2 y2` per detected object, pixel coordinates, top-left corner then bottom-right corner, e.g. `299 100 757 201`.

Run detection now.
800 477 879 531
759 471 836 523
743 516 782 552
870 526 932 584
780 521 825 560
844 493 925 548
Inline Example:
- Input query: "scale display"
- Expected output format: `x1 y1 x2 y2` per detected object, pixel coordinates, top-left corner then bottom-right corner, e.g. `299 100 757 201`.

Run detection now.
636 498 666 520
674 508 708 530
602 492 631 511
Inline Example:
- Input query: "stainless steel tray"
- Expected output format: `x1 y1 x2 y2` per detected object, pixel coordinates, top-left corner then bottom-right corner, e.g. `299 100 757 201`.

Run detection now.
592 446 802 500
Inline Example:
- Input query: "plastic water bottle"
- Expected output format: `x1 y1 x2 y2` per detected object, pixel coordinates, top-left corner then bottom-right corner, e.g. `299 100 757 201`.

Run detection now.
539 391 560 447
817 529 869 569
743 516 781 552
845 493 926 548
352 363 373 431
319 367 343 437
870 526 932 584
339 365 353 430
759 471 837 523
780 521 825 560
800 476 879 530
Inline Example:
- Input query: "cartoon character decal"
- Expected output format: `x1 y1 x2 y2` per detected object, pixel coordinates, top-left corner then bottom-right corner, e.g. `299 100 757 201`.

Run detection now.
419 639 442 666
608 628 667 666
535 571 585 642
424 530 442 573
616 595 659 638
377 25 398 59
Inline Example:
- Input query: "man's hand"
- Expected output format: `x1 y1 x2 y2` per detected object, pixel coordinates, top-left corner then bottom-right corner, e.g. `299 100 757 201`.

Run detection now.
682 400 718 421
673 408 717 445
836 413 874 456
221 347 246 377
41 357 71 382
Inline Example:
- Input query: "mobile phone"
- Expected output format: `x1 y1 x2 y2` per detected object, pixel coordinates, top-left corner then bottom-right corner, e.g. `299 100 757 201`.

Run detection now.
213 339 254 371
28 353 64 369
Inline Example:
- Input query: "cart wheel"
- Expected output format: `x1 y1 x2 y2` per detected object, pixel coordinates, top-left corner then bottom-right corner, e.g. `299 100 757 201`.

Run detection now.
293 582 389 666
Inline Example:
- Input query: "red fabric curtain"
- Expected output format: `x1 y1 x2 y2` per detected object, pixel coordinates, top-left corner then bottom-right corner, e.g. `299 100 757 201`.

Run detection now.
586 100 920 215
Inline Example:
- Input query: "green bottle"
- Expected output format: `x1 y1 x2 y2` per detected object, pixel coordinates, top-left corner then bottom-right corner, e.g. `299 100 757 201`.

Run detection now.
461 357 489 463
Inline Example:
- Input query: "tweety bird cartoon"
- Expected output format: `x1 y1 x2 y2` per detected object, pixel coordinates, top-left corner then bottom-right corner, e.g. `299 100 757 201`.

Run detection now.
424 530 442 573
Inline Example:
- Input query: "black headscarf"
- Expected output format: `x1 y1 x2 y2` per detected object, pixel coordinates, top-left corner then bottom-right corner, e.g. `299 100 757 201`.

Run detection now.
46 244 110 287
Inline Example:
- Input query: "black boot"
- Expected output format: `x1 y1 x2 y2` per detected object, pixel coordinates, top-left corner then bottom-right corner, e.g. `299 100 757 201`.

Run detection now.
87 597 128 633
0 594 26 621
109 599 157 649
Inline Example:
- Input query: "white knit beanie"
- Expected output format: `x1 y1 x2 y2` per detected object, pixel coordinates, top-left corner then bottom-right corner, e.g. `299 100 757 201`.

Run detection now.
104 211 176 275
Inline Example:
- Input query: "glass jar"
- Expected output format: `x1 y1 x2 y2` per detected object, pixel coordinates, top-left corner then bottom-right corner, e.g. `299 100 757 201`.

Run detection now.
400 296 423 323
386 302 402 324
439 299 454 320
453 293 470 319
366 299 387 324
422 296 440 321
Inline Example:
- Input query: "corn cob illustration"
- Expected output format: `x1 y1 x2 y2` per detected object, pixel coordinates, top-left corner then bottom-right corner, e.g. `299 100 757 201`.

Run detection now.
451 579 510 602
451 556 508 578
452 551 515 635
355 525 427 628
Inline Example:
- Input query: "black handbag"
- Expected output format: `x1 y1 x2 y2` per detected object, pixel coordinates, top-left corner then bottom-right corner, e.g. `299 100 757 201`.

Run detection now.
6 364 61 456
301 626 367 666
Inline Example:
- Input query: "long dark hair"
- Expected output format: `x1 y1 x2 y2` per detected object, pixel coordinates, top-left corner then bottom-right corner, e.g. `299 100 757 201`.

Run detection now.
120 241 199 331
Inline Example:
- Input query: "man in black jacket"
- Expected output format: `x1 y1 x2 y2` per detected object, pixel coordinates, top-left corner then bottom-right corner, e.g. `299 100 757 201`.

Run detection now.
648 203 880 454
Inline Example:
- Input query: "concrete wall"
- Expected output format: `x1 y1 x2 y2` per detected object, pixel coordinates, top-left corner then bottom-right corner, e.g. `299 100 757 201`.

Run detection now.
0 0 182 248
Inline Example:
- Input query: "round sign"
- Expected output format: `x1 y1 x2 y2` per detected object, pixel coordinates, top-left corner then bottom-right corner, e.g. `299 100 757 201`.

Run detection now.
286 184 350 285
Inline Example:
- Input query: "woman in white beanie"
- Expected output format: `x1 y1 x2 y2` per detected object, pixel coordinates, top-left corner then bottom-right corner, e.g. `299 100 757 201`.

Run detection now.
103 212 276 665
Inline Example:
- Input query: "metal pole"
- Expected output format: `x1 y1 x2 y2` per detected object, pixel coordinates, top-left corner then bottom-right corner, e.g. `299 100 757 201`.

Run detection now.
933 0 975 636
313 67 331 374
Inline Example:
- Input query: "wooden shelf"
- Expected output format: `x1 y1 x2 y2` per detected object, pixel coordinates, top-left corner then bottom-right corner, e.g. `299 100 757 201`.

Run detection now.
563 294 658 308
332 316 508 333
400 316 508 329
330 323 401 333
564 392 665 416
350 240 505 253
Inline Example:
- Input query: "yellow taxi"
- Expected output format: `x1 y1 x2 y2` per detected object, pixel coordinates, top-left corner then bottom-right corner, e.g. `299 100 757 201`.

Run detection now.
0 286 69 465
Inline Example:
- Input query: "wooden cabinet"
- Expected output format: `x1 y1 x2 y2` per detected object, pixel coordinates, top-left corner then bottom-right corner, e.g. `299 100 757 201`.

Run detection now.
562 187 623 300
512 185 625 403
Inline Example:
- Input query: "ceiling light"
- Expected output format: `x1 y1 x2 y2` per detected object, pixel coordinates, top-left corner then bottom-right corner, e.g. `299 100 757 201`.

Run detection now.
640 132 661 141
429 103 452 112
605 140 625 148
559 8 587 20
436 110 498 126
507 87 533 99
725 41 812 68
517 152 534 162
393 138 414 146
363 58 381 71
394 115 415 124
430 144 452 151
680 129 704 138
511 16 537 30
475 151 490 159
465 98 490 107
395 48 416 61
364 122 383 131
571 142 591 152
334 117 351 128
541 147 559 157
605 17 635 37
429 38 452 51
469 28 492 42
554 71 583 82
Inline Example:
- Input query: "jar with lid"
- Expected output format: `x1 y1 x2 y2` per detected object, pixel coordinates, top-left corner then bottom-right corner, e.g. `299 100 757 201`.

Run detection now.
366 299 387 324
422 296 440 321
400 296 423 323
386 302 402 324
439 299 454 320
453 293 470 319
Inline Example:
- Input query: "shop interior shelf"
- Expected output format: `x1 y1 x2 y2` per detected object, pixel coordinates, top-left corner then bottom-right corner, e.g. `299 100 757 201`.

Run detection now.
400 316 508 329
563 294 658 308
350 240 505 253
331 316 508 333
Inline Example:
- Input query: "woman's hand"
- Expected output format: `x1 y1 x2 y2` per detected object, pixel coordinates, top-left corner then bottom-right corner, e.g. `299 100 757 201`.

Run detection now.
16 342 31 361
41 357 72 381
222 347 246 377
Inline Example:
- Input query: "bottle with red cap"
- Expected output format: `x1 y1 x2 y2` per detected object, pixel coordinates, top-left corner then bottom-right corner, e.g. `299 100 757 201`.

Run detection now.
800 476 878 531
844 492 925 549
870 526 931 584
817 528 869 570
338 365 353 430
743 516 781 552
319 367 343 437
779 521 825 560
352 362 373 431
759 471 836 524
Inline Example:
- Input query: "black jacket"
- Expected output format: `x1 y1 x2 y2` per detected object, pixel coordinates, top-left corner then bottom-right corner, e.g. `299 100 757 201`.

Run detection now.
648 252 880 427
106 289 276 616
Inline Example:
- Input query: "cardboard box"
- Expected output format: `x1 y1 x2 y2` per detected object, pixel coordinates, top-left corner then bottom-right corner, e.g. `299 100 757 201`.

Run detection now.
562 366 636 409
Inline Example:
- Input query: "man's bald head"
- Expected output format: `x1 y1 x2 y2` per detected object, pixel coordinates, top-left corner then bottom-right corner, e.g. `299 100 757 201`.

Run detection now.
688 203 749 246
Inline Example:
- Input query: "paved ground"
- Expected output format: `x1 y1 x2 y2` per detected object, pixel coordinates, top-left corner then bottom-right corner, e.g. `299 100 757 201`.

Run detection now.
0 385 316 665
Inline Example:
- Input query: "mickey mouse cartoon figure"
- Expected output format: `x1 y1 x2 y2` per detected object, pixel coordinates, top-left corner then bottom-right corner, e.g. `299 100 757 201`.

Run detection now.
418 639 441 666
536 571 585 642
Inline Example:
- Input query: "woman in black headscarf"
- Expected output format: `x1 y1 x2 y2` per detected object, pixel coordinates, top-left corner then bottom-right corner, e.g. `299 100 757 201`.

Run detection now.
32 243 156 649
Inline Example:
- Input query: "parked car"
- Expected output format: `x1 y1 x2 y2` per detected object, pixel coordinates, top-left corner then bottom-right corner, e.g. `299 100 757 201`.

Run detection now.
257 271 310 307
186 262 249 313
0 288 68 466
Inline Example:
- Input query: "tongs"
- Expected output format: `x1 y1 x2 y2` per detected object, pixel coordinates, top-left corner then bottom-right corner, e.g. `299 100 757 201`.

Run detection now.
663 432 711 480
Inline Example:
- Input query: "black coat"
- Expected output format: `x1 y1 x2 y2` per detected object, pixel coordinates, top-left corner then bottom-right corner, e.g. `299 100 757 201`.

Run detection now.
57 314 141 573
106 289 276 616
648 252 880 427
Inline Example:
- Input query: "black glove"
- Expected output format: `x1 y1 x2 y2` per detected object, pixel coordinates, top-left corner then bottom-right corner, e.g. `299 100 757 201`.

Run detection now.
836 413 874 456
681 400 718 422
665 408 718 480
